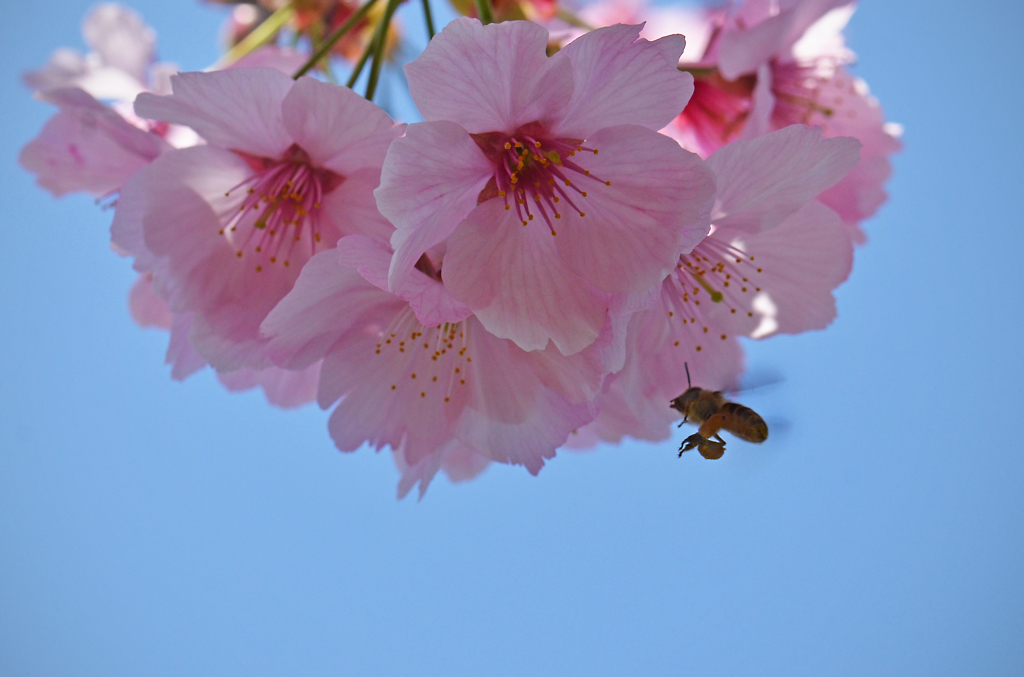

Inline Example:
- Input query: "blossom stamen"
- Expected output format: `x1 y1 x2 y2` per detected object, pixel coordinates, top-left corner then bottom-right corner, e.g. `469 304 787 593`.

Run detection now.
219 144 343 270
475 125 609 230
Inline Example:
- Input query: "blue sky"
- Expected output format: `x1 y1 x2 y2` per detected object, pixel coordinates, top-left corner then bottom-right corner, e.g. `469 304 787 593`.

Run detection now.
2 0 1023 674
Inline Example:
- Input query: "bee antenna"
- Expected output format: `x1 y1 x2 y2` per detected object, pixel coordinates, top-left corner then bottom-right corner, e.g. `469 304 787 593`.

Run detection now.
685 362 691 389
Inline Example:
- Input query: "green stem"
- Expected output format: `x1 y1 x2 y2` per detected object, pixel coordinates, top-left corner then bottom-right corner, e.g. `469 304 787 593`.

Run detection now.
293 0 379 79
554 7 594 30
345 41 373 88
678 66 717 78
421 0 436 39
473 0 494 25
364 0 402 100
219 4 295 67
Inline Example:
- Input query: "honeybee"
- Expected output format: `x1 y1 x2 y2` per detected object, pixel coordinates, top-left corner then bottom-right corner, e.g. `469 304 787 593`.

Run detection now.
670 364 769 460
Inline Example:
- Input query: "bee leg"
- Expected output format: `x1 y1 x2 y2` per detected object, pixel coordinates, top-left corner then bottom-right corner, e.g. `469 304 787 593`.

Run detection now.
698 439 726 460
678 433 704 456
713 433 726 444
676 416 688 429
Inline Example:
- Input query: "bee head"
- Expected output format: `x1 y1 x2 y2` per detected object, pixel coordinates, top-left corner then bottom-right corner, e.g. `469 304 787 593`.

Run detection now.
670 387 703 415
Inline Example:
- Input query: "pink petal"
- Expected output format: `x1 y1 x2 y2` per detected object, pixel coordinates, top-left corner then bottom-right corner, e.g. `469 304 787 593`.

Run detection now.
320 167 395 245
128 273 172 329
129 146 320 369
717 10 793 79
166 312 208 380
707 124 861 232
592 304 745 442
552 24 694 137
216 362 321 409
321 306 465 463
453 321 596 473
110 155 160 268
444 200 609 355
20 88 165 197
336 235 473 326
281 76 403 174
554 124 715 292
405 18 573 133
227 46 308 74
778 0 856 55
375 121 493 289
801 69 902 229
261 249 396 369
82 3 155 86
134 69 294 158
392 445 446 500
441 444 491 484
707 200 852 338
740 63 775 142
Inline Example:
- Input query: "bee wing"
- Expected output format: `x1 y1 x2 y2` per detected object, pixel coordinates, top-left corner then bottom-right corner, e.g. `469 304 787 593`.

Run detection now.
725 367 785 396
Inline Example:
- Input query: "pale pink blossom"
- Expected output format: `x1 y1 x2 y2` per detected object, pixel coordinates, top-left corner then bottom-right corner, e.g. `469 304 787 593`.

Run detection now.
20 87 170 197
261 234 617 495
391 443 491 500
24 3 159 101
376 19 715 355
19 0 309 199
111 68 402 379
127 273 318 405
658 0 900 238
574 125 858 446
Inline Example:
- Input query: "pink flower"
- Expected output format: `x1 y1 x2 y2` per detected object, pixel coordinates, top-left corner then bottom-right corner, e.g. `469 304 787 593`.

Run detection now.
24 3 159 101
127 273 319 406
19 87 170 197
111 68 403 376
376 19 715 355
661 0 900 238
19 1 307 199
574 125 859 445
261 234 615 496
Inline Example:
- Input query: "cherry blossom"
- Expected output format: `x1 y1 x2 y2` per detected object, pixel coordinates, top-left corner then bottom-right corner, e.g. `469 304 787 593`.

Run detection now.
660 0 900 238
572 125 859 446
111 68 402 376
261 234 618 495
376 18 715 355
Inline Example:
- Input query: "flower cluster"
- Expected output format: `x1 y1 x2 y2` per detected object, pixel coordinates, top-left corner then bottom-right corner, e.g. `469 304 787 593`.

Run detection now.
21 0 898 497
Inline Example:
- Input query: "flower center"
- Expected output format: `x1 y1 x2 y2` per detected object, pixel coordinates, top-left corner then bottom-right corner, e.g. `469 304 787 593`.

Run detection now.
662 237 766 351
472 123 610 235
221 143 344 272
677 69 757 151
770 61 836 127
374 309 473 405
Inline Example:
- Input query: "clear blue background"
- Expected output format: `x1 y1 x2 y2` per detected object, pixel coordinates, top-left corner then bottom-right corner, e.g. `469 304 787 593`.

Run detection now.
2 0 1022 674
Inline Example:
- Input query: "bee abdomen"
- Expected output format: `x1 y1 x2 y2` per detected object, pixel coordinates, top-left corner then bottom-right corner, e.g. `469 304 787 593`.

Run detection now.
719 402 768 443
